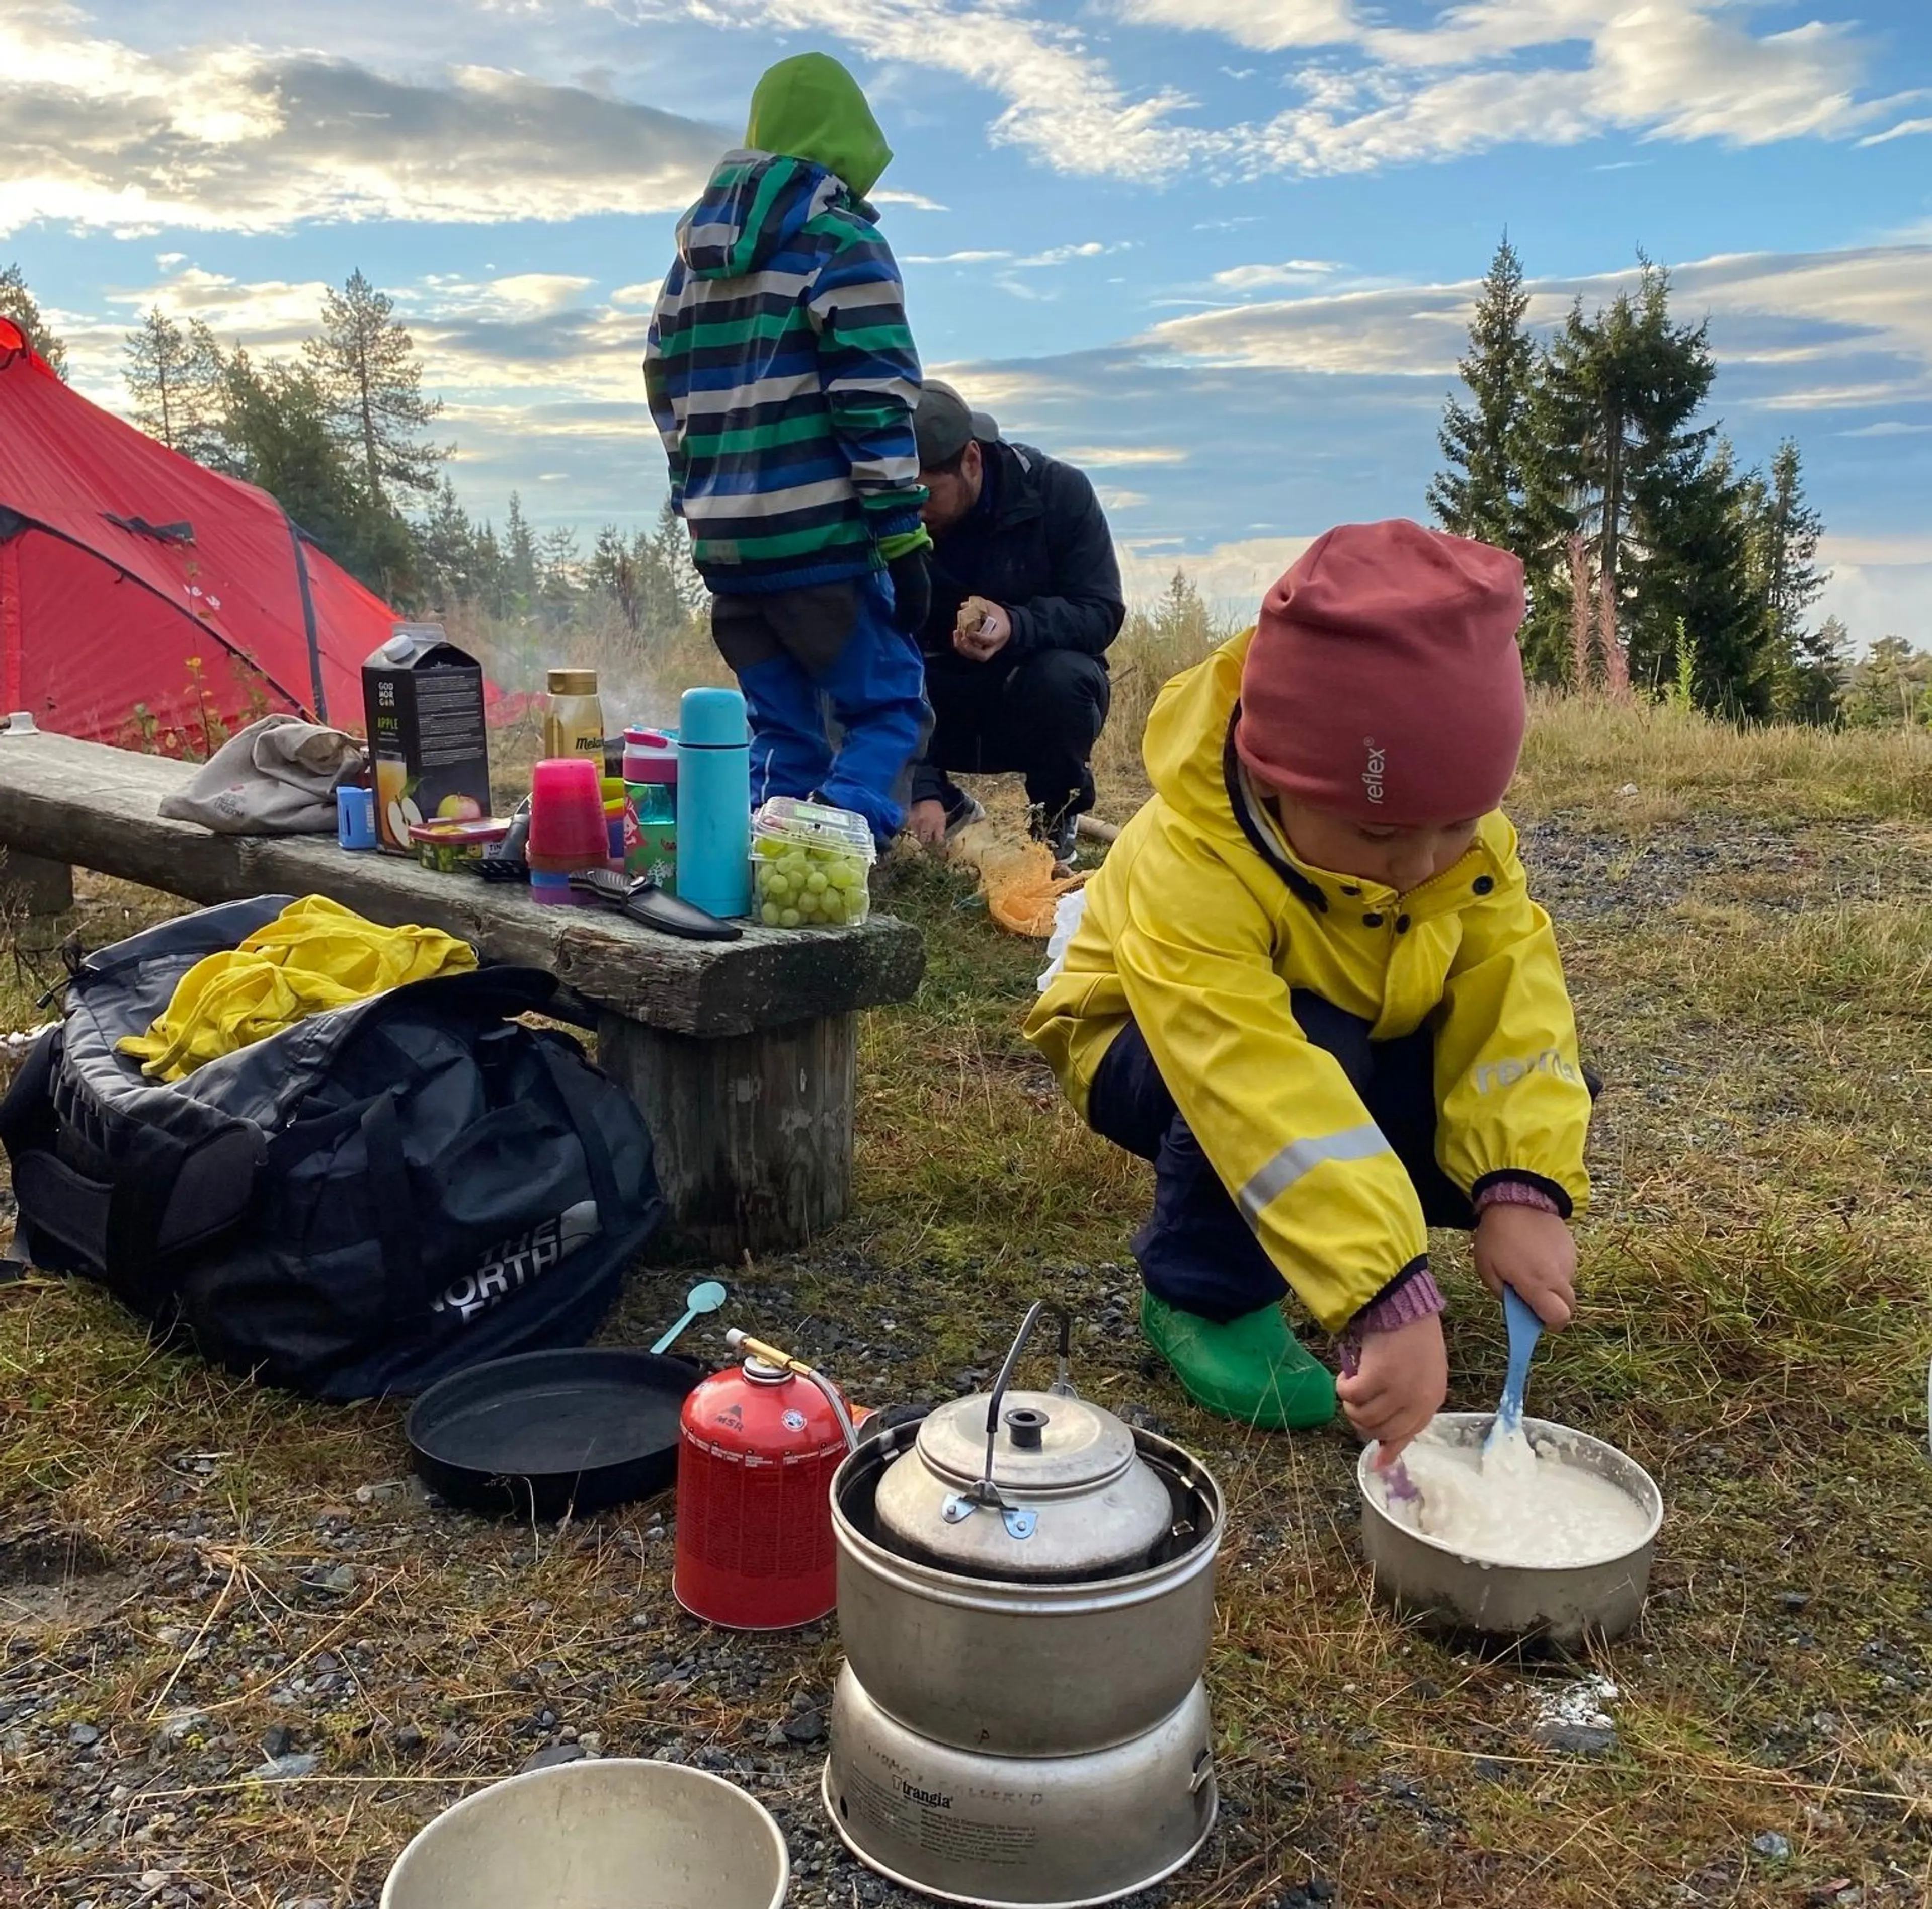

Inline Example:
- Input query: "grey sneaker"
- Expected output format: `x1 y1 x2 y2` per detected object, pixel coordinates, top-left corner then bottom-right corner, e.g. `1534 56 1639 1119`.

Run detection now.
943 791 987 840
1029 803 1080 869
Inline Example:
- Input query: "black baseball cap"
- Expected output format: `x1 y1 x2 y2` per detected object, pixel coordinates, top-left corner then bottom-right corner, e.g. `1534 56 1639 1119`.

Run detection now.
915 380 1000 467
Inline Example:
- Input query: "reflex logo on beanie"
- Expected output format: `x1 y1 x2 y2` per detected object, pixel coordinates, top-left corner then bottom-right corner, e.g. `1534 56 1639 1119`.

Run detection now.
1362 738 1387 806
1237 520 1527 827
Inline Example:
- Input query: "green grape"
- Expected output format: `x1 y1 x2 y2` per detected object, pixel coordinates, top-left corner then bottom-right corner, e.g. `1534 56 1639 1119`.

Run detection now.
798 894 821 918
764 873 791 900
756 836 786 859
780 908 801 927
761 904 781 926
781 852 809 878
806 871 828 894
820 892 846 925
826 863 856 891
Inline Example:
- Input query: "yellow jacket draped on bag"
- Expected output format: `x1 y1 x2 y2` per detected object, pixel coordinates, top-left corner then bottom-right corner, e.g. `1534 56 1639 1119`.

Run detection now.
119 895 478 1082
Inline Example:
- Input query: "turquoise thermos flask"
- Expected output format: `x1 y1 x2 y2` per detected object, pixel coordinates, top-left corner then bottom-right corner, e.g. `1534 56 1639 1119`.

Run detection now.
675 687 752 919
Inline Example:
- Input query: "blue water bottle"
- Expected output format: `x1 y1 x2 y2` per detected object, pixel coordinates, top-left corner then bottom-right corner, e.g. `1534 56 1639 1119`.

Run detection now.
676 687 752 919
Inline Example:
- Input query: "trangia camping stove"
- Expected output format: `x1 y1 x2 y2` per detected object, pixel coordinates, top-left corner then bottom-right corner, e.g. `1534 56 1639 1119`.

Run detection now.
825 1303 1224 1909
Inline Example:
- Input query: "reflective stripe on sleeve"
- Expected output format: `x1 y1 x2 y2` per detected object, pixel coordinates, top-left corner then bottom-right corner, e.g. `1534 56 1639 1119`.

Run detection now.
1237 1121 1394 1225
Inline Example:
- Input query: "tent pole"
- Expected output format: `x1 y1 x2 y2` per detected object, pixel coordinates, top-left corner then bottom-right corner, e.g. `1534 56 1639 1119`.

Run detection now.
1 538 21 711
284 513 329 724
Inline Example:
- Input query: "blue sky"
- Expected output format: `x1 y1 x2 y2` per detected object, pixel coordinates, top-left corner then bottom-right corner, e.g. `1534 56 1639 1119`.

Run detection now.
4 0 1929 643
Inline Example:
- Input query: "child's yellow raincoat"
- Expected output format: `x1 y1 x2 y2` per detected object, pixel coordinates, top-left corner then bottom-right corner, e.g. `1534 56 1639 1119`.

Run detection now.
1025 632 1590 1332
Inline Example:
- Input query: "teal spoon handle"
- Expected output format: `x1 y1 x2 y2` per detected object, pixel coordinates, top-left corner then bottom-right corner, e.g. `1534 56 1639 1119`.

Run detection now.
1493 1286 1543 1439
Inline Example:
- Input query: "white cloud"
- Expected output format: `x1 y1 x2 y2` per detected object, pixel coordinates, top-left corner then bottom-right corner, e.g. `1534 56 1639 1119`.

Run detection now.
0 0 724 235
1118 533 1317 612
608 281 665 309
903 250 1015 266
1139 247 1932 407
1115 0 1895 178
1095 487 1151 512
1060 445 1190 466
619 0 1200 180
1860 117 1932 148
1012 241 1130 269
1117 0 1357 53
1211 258 1344 290
1837 421 1932 439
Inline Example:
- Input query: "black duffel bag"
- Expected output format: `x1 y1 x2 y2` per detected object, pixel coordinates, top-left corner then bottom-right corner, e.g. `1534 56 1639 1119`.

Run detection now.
0 895 665 1400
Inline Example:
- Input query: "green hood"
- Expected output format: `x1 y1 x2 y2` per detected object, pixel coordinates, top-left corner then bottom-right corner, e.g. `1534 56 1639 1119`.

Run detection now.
745 53 892 200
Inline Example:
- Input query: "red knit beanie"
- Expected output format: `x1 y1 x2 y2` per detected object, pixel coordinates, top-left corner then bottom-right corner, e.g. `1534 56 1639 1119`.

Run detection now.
1236 520 1527 827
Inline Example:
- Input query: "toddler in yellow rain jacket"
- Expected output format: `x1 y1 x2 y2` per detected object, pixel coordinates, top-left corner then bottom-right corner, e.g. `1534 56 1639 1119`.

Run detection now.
1025 520 1593 1458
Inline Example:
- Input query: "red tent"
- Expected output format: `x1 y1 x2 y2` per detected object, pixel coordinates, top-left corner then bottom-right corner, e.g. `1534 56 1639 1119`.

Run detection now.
0 317 395 752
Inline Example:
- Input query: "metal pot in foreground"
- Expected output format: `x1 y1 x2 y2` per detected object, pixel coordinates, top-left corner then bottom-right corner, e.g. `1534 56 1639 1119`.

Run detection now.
826 1302 1224 1909
824 1666 1216 1909
1358 1412 1663 1648
834 1414 1221 1755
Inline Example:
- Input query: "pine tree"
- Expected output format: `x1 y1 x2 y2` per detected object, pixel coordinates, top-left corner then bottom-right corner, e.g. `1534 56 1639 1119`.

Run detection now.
221 349 416 598
1526 259 1720 689
123 310 226 462
303 270 445 504
0 263 68 378
1429 237 1536 556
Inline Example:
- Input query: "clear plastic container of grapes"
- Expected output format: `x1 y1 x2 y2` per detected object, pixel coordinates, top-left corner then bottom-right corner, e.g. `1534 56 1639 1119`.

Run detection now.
750 796 877 929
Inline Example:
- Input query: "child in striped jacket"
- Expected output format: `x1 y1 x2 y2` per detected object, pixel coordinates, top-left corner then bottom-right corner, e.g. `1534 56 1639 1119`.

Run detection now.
646 54 934 846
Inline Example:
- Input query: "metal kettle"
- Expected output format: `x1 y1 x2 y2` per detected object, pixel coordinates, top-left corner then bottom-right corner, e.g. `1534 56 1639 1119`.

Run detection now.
872 1301 1176 1582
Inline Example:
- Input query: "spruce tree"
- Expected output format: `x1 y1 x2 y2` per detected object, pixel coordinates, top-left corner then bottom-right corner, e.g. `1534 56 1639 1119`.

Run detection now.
1745 440 1831 720
0 263 68 377
1637 439 1774 716
651 495 705 617
503 493 540 610
1429 236 1536 555
303 270 445 504
415 476 479 609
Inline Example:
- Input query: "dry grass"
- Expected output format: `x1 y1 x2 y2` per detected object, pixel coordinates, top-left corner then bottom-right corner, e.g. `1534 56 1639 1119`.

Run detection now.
3 683 1931 1907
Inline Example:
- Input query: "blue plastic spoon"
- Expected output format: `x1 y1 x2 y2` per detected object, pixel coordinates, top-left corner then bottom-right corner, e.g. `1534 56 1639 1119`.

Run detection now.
1485 1286 1544 1455
651 1280 728 1356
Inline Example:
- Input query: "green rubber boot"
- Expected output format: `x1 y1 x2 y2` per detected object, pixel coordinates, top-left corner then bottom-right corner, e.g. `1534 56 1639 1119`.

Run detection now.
1140 1292 1337 1430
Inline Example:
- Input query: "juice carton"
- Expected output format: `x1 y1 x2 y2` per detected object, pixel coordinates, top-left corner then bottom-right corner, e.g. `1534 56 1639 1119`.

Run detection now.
362 623 492 855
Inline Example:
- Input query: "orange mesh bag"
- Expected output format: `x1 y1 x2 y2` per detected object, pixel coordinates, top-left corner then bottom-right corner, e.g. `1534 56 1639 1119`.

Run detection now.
951 819 1087 940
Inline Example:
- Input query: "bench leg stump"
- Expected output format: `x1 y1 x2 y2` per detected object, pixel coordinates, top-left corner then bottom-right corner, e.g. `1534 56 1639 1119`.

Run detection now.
2 850 75 954
598 1012 857 1262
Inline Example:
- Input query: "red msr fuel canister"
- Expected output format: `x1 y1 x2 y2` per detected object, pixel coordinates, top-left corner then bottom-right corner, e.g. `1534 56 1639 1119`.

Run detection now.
673 1336 854 1630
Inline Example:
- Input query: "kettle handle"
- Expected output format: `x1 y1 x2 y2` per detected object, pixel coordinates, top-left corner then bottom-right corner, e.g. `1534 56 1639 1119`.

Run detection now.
967 1301 1077 1502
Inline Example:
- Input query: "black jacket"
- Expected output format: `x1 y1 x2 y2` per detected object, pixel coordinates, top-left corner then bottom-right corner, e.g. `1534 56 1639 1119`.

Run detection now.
922 441 1125 661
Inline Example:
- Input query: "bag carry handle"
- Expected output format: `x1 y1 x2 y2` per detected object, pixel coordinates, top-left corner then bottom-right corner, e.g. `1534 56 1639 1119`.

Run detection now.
360 1092 426 1330
532 1040 626 1235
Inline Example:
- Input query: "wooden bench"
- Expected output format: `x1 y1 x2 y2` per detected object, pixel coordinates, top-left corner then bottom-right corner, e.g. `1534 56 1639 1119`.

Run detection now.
0 731 925 1259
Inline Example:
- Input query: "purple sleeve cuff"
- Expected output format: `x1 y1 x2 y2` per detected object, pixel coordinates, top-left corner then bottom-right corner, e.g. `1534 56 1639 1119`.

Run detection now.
1475 1179 1564 1217
1353 1264 1446 1337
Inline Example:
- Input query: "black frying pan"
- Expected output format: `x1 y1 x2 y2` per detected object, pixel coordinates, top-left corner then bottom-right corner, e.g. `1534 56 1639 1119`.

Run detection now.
405 1348 702 1520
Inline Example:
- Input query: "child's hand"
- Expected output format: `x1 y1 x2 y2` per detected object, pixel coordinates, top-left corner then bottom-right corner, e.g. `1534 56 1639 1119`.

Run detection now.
1337 1312 1448 1466
1475 1204 1577 1329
